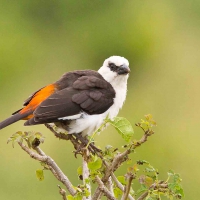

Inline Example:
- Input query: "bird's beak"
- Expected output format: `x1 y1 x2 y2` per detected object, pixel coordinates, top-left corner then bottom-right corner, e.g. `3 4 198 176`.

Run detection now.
117 64 130 75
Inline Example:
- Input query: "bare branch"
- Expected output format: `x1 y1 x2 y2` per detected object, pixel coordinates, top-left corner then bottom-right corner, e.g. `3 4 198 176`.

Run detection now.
58 185 67 200
34 146 61 180
111 172 135 200
45 124 70 140
94 176 117 200
18 141 76 196
82 149 91 200
121 173 135 200
34 146 46 156
137 192 148 200
111 172 124 190
92 192 103 200
107 177 114 197
132 132 151 149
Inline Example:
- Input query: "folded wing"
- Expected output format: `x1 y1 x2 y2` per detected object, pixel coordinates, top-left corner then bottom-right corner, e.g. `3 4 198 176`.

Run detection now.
25 73 115 125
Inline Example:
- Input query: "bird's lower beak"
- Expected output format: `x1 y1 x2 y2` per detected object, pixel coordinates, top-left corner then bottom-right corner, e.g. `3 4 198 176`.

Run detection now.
117 64 130 75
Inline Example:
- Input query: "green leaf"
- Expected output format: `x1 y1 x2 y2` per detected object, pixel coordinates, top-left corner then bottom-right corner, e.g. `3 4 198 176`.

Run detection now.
145 114 153 121
167 169 174 177
138 114 157 131
40 162 49 170
177 187 185 197
132 164 139 172
114 187 123 198
36 169 44 181
137 160 149 165
88 156 102 171
135 184 148 195
67 194 83 200
67 195 75 200
117 176 126 185
7 131 45 149
77 166 83 176
145 114 157 126
7 131 24 147
144 167 155 173
84 178 90 185
104 145 114 155
145 196 153 200
107 117 134 142
76 196 82 200
145 176 153 186
27 132 45 148
83 187 90 197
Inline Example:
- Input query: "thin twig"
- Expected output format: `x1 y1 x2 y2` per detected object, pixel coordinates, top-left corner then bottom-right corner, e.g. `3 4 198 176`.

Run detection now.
45 124 70 140
107 177 114 197
137 183 168 200
34 146 45 156
18 142 76 196
111 172 135 200
96 192 103 200
137 192 148 200
95 176 117 200
104 149 131 182
58 185 67 200
111 172 124 190
121 173 135 200
82 149 91 200
34 146 60 180
133 128 153 149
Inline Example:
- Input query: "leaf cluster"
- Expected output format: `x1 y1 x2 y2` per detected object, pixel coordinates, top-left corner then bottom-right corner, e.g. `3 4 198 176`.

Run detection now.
133 161 184 199
7 131 45 148
7 114 184 200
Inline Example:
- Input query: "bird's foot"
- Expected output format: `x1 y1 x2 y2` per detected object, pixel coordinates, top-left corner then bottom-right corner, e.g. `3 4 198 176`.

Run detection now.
88 142 102 153
72 133 102 155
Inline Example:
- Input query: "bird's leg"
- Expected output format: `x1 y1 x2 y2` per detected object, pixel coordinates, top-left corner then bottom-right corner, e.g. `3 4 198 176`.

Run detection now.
69 135 83 156
72 133 95 155
69 134 85 156
73 133 102 154
88 142 102 153
73 133 89 144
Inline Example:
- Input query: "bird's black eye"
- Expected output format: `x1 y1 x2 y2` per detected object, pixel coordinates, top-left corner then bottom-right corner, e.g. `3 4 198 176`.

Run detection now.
108 63 117 71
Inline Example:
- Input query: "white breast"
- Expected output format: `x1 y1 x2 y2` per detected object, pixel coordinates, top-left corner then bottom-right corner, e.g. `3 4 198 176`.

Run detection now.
68 75 128 136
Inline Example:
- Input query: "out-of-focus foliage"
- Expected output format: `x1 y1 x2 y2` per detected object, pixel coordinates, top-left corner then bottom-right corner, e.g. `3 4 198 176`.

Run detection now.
0 0 199 199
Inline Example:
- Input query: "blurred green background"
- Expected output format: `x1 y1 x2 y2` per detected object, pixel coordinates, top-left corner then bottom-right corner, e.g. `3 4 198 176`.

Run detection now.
0 0 199 199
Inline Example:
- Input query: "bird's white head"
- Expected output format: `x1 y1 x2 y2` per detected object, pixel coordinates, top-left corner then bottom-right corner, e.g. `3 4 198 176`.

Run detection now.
98 56 130 83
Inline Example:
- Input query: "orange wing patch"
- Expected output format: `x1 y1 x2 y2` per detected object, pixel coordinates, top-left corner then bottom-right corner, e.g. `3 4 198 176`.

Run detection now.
23 114 34 120
20 84 57 115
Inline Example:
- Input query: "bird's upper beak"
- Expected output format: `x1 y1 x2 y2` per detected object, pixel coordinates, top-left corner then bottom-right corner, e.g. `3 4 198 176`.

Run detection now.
117 64 130 75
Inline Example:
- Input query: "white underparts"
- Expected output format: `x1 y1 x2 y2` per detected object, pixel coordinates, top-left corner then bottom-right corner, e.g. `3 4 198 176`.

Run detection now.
67 74 128 136
58 113 82 120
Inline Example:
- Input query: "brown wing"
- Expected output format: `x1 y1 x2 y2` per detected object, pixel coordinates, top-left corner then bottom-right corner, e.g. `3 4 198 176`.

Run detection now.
72 76 115 113
25 72 115 125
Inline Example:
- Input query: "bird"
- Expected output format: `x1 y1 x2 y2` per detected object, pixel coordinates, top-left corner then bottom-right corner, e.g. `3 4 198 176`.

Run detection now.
0 56 130 136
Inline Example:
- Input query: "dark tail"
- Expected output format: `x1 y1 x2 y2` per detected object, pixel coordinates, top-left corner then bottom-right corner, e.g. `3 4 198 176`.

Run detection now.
0 112 31 130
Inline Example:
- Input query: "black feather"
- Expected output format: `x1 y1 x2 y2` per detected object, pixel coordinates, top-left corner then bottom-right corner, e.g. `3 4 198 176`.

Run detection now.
0 111 32 130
